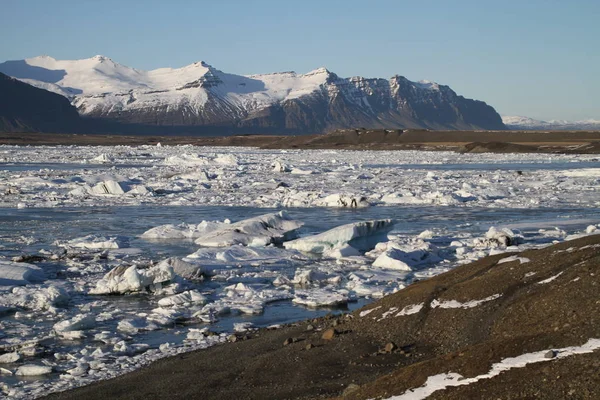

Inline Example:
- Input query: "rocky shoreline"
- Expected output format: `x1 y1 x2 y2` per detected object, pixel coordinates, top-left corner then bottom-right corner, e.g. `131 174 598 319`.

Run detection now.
46 234 600 400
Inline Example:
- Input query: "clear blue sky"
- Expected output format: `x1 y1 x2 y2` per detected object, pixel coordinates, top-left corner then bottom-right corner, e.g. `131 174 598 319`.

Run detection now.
2 0 598 121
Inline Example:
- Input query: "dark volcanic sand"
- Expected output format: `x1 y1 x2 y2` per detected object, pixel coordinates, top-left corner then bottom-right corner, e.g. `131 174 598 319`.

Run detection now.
46 235 600 400
3 129 600 153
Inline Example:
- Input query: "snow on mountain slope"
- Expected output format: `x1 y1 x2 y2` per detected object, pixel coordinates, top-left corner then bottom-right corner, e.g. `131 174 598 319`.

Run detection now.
0 55 506 132
503 115 600 131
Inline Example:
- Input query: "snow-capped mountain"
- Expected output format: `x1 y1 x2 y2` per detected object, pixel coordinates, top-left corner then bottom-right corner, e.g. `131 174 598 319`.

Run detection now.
503 116 600 131
0 55 506 133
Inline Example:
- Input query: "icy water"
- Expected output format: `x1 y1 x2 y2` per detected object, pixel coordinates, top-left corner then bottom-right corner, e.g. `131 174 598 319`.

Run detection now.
2 205 600 257
1 146 600 398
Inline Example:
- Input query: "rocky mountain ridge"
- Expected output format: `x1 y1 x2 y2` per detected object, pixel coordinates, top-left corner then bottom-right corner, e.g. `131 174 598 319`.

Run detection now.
0 72 82 133
0 55 506 133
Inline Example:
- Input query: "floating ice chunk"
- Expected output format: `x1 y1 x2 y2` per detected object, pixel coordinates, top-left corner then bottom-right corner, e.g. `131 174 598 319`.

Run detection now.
497 256 530 264
0 285 69 311
163 154 210 166
214 154 238 165
90 154 114 163
272 160 291 172
53 314 96 338
67 363 89 377
15 364 52 376
291 269 341 286
194 211 303 247
90 263 175 295
141 221 222 240
0 352 20 363
380 192 424 205
372 250 413 271
59 234 129 250
323 243 361 259
117 318 158 334
290 168 314 175
293 288 350 308
472 227 524 248
156 257 203 280
90 180 126 195
431 294 502 309
316 194 370 208
371 240 441 271
284 219 393 254
158 290 207 307
0 260 45 286
233 322 255 332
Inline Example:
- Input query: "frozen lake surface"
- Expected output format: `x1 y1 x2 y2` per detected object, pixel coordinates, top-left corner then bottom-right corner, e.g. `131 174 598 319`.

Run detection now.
0 145 599 398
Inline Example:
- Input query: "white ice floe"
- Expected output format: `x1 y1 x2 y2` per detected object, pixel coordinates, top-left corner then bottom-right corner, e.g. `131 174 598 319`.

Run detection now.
0 285 69 311
474 227 524 248
53 314 96 339
194 211 303 247
141 221 222 240
155 257 203 280
383 338 600 400
184 245 298 276
157 290 207 307
430 294 502 309
293 288 351 308
58 235 129 250
90 263 175 294
15 364 52 376
163 153 210 166
284 219 393 253
0 352 20 363
0 261 45 287
90 153 114 164
291 269 341 286
315 194 370 208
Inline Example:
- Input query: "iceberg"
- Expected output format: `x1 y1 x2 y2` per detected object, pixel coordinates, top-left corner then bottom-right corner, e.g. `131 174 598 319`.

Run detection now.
194 211 303 247
141 221 222 240
90 263 175 295
283 219 393 254
293 288 351 307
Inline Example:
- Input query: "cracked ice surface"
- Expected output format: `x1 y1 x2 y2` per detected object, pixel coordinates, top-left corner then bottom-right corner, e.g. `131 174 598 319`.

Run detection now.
1 146 600 209
1 145 600 398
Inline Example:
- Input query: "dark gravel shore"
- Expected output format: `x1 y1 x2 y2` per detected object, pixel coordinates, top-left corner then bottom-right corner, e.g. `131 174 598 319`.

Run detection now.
3 129 600 153
46 234 600 400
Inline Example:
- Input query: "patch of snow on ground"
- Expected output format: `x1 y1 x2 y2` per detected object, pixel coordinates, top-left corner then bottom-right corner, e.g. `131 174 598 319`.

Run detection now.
383 338 600 400
430 294 502 309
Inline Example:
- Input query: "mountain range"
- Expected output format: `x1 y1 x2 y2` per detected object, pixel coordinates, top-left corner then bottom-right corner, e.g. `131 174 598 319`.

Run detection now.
0 55 505 133
502 116 600 131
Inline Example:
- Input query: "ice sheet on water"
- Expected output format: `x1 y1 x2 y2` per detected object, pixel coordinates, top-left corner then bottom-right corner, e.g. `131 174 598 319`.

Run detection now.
284 219 393 253
57 234 129 250
0 261 45 287
141 221 223 240
194 211 303 247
